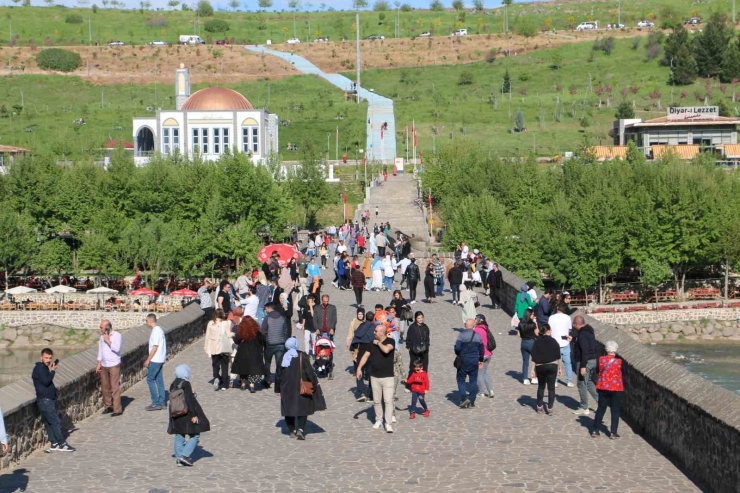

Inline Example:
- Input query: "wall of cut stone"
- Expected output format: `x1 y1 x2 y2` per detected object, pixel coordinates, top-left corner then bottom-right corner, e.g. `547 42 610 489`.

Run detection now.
589 307 740 325
613 319 740 343
0 303 207 470
494 268 740 493
0 311 148 335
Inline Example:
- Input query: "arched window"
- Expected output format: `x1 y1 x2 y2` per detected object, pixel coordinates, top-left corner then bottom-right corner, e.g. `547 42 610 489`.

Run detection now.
162 118 180 155
241 118 259 154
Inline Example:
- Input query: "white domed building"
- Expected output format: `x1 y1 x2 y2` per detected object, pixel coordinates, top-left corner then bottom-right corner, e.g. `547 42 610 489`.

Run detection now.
132 65 278 166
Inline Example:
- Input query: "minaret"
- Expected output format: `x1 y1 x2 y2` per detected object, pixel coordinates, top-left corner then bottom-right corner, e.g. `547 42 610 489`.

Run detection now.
175 63 190 110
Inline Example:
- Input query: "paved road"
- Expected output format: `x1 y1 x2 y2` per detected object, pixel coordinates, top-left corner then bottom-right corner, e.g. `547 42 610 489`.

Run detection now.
1 284 701 493
245 45 397 163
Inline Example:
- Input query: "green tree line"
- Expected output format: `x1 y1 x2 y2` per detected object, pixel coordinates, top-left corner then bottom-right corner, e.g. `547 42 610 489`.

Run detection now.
0 146 333 288
423 141 740 299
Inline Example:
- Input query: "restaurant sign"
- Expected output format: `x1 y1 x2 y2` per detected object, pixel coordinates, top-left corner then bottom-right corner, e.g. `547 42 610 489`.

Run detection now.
667 106 719 121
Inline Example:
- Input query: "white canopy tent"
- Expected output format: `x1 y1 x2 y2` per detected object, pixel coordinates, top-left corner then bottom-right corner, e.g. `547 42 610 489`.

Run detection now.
45 285 77 294
5 286 37 295
87 287 119 294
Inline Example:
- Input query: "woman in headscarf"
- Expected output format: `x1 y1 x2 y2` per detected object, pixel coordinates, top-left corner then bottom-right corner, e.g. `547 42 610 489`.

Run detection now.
371 253 384 291
167 365 210 467
405 311 430 376
515 283 537 320
278 292 293 337
369 233 377 255
231 316 266 392
279 337 326 440
459 284 478 325
279 263 294 293
423 262 436 303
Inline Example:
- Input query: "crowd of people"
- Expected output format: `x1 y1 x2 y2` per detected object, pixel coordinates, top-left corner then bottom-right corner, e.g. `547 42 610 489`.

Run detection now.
6 233 626 468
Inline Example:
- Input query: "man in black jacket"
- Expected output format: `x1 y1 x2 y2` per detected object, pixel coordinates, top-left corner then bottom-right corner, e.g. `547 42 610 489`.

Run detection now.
448 260 464 305
571 316 599 415
32 348 75 452
486 261 504 309
405 255 421 304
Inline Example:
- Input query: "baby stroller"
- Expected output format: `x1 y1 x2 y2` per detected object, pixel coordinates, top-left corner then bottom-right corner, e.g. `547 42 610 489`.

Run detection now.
313 334 335 380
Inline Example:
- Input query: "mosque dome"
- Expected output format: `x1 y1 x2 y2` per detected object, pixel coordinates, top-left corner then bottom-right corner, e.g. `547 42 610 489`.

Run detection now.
181 87 254 111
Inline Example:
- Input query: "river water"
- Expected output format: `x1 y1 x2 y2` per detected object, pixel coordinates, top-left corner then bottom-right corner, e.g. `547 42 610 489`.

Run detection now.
0 347 83 387
651 342 740 395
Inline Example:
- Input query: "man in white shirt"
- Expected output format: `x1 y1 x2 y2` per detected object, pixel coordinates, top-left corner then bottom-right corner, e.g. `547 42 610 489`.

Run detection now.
242 287 259 319
396 256 412 288
96 319 123 416
144 313 167 411
234 270 252 302
375 232 387 257
461 242 469 259
336 240 348 255
547 303 574 387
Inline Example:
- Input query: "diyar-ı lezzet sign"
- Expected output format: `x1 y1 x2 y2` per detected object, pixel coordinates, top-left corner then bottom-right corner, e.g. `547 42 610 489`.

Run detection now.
667 106 719 121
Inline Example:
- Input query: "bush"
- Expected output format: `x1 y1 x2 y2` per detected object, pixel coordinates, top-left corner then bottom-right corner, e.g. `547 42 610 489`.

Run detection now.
458 71 473 85
615 101 635 119
36 48 82 73
196 0 213 16
65 14 83 24
204 19 229 33
485 48 496 64
592 37 615 55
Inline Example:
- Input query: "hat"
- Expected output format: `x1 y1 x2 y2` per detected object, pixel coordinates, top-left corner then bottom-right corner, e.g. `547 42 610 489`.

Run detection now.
473 249 479 254
475 313 487 325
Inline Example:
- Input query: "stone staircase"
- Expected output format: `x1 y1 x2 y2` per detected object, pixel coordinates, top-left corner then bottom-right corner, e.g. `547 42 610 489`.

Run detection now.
356 174 430 251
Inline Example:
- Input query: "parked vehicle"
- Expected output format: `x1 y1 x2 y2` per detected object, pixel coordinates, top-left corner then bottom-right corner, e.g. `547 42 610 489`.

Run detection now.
685 17 701 25
637 20 655 28
606 23 625 29
313 37 329 43
179 35 205 45
363 34 385 40
286 37 301 44
452 28 468 36
575 21 598 31
148 40 168 46
107 40 124 46
417 31 431 37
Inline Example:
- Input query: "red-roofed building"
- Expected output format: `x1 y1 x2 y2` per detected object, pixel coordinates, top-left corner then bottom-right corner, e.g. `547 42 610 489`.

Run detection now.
104 139 135 150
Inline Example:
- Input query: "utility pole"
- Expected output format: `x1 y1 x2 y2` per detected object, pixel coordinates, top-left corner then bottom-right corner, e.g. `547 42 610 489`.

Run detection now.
293 9 297 38
89 14 92 46
356 12 361 105
618 0 621 26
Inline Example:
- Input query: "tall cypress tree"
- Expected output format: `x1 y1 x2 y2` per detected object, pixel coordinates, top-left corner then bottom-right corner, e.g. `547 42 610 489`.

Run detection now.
693 12 732 78
672 44 699 85
662 24 690 67
720 37 740 83
502 69 511 94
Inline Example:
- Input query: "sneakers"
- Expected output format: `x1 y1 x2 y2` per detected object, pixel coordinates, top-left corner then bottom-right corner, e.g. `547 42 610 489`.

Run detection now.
213 378 220 390
536 405 544 414
372 421 383 430
409 300 416 305
178 456 193 466
57 443 75 452
555 382 559 388
590 430 601 438
391 415 397 423
422 410 430 417
296 429 306 440
409 412 416 419
567 382 575 388
459 399 471 409
385 424 394 433
487 391 495 398
145 404 163 411
44 444 59 453
530 378 539 384
572 408 590 416
357 395 367 402
523 379 531 385
610 433 621 440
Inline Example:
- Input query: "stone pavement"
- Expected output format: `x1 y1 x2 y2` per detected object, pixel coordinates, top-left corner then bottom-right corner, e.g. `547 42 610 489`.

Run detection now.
0 285 701 493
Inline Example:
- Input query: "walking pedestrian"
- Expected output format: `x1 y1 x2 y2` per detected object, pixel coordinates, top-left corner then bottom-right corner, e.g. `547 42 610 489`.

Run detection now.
390 290 410 341
405 311 430 375
280 337 327 440
33 348 75 452
96 319 123 416
486 262 503 308
356 325 397 433
454 319 484 409
431 254 445 297
382 253 396 291
548 303 575 387
307 257 321 287
261 302 289 393
299 294 317 356
144 313 167 410
473 314 494 399
423 262 436 303
0 403 6 454
350 310 375 402
231 316 266 392
405 255 420 303
518 309 538 385
197 278 214 321
515 283 537 323
217 280 232 315
459 284 478 325
168 364 210 467
376 231 387 257
531 323 559 415
313 294 338 339
405 360 430 419
572 315 599 415
375 205 379 217
204 309 232 391
448 260 463 305
590 341 626 439
351 262 366 306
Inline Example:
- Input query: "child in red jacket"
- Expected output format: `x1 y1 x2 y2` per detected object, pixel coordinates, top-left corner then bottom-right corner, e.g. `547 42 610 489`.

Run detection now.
406 360 430 418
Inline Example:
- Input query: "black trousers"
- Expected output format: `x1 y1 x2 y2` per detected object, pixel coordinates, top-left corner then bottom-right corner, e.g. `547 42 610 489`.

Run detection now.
378 246 386 257
593 390 623 434
408 281 418 302
353 287 363 305
408 350 429 377
202 307 215 324
285 415 308 432
211 354 229 389
535 363 558 408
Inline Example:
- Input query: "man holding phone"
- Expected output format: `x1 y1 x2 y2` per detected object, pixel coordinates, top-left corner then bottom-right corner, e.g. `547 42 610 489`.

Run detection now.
96 319 123 416
32 348 75 452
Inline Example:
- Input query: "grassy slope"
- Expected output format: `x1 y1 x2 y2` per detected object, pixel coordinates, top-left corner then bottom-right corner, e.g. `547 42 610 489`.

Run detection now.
0 73 366 158
356 37 740 157
0 0 729 46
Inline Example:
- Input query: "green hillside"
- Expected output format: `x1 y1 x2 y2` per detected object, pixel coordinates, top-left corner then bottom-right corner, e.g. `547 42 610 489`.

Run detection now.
0 0 731 47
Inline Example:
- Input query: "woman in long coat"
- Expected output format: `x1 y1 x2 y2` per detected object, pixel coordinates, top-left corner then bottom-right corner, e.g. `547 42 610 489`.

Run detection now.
231 316 266 392
167 365 211 467
459 284 478 325
280 337 326 440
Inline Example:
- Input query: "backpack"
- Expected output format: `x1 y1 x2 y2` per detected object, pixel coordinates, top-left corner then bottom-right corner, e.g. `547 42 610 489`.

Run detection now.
483 326 497 352
169 381 189 418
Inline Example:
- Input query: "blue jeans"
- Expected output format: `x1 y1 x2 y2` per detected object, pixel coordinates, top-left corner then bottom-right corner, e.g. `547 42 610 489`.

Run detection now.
435 277 444 296
383 276 393 291
174 433 200 459
37 398 64 445
256 305 266 325
450 284 460 303
264 343 286 393
147 362 166 406
411 392 428 413
560 345 574 383
456 367 479 405
520 339 535 381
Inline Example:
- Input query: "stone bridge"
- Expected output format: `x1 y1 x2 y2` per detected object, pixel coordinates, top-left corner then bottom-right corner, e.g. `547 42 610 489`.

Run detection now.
0 268 738 492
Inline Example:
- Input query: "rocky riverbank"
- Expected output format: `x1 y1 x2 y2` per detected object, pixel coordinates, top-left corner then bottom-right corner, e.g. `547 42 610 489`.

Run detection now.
617 319 740 343
0 324 123 349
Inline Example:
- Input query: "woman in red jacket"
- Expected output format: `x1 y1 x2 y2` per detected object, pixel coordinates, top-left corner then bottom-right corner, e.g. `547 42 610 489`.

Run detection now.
590 340 626 439
405 360 430 419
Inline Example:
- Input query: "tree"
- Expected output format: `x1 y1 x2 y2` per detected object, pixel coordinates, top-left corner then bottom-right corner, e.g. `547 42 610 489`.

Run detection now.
615 100 635 119
693 12 732 78
515 109 525 131
229 0 239 10
662 24 689 66
373 0 388 11
352 0 368 9
640 258 672 304
429 0 443 12
443 195 512 261
258 0 272 8
0 210 34 291
550 51 563 69
502 69 511 93
452 0 464 11
288 141 334 228
34 238 71 277
720 38 740 83
197 0 214 16
473 0 483 12
671 44 698 85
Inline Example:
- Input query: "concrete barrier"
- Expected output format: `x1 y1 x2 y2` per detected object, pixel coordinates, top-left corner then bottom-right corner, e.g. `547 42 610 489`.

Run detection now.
496 267 740 493
0 303 207 470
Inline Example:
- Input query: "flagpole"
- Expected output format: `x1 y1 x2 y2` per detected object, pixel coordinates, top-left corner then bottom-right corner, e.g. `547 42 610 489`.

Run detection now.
405 125 409 164
335 126 339 163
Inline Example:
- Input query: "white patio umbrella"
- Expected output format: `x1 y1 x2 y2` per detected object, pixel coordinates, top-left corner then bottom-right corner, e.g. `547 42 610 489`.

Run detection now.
5 286 37 295
87 287 118 294
45 285 77 294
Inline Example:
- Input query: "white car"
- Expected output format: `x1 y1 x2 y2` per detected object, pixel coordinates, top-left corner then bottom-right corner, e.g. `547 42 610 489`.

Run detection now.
637 20 655 28
452 29 468 36
107 40 124 46
607 23 625 29
286 38 301 45
575 22 598 31
418 31 431 37
148 40 168 46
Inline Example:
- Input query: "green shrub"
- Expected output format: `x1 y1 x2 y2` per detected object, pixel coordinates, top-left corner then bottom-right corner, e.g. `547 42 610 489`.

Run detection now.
36 48 82 73
204 19 229 33
197 0 214 16
65 14 83 24
458 71 473 85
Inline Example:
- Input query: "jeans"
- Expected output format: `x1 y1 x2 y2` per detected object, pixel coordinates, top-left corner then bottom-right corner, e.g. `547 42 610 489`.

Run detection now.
408 281 418 302
450 283 460 303
560 345 573 383
477 357 493 395
256 306 266 325
211 354 229 389
383 276 394 291
576 359 599 410
37 398 64 445
370 376 395 425
520 339 535 381
264 343 286 393
435 277 444 296
303 330 316 356
535 363 558 408
147 361 166 406
456 367 479 405
593 390 622 434
355 359 370 398
410 392 428 413
202 307 214 323
174 433 200 459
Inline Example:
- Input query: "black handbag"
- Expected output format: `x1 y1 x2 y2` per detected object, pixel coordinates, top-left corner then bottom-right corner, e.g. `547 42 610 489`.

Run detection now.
453 330 477 370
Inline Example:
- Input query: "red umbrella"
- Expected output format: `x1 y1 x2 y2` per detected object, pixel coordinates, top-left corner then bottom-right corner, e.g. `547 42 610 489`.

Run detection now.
258 243 301 267
170 288 198 297
129 288 160 296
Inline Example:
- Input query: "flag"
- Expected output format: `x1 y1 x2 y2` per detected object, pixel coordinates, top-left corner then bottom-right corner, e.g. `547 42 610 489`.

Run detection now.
428 189 432 206
380 127 384 140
